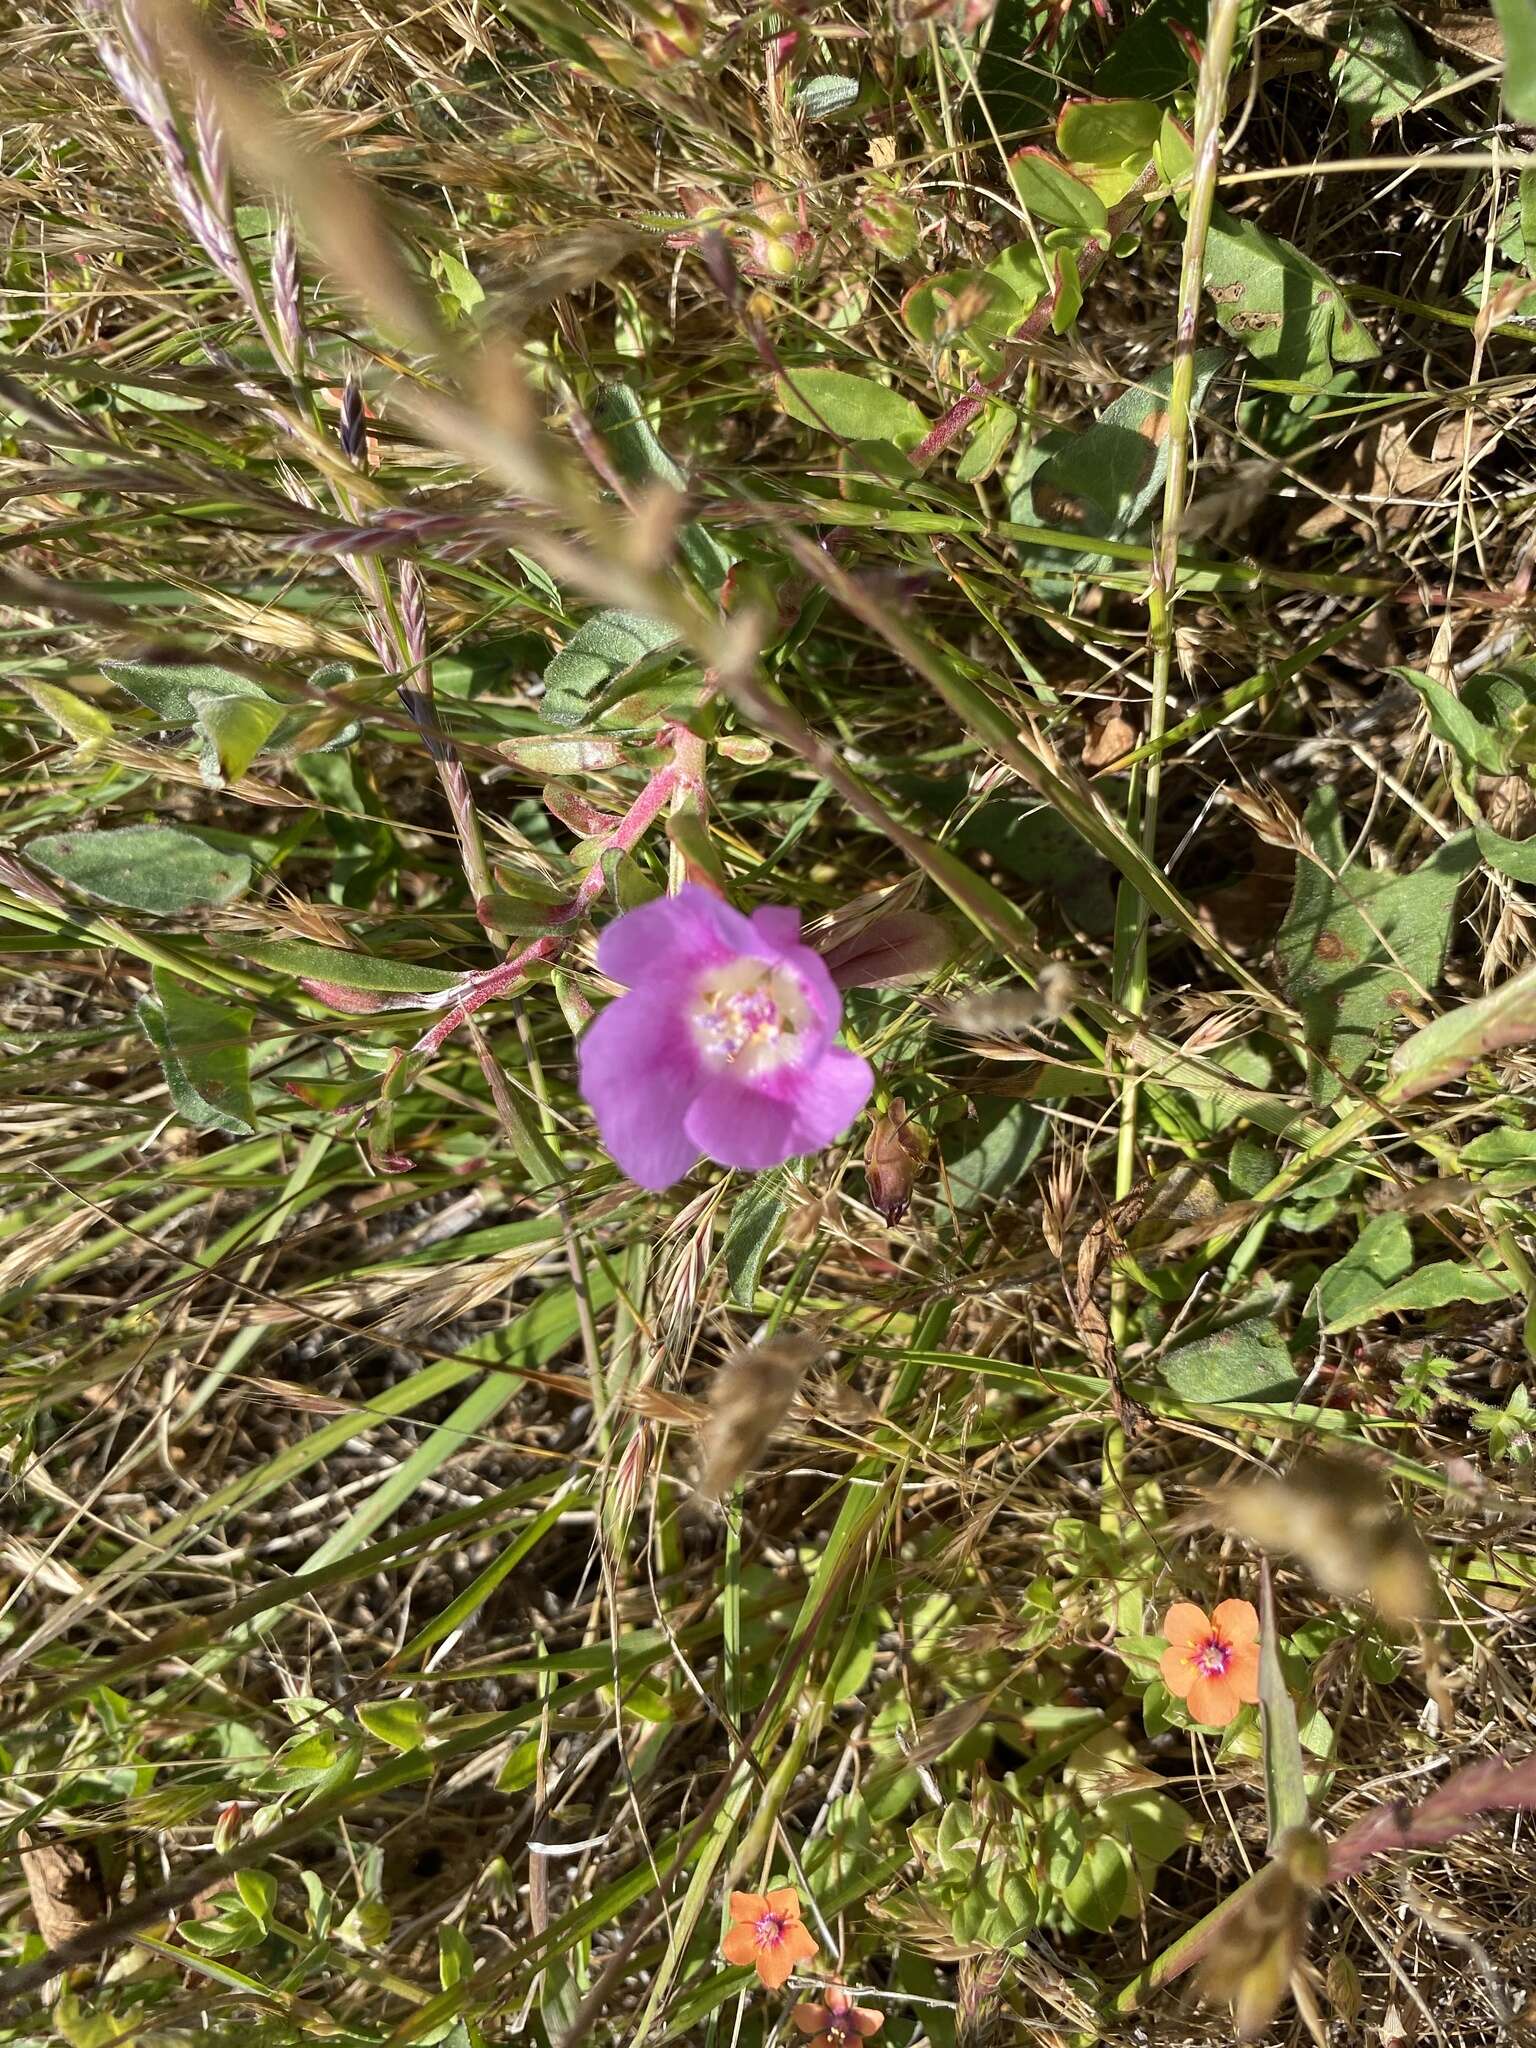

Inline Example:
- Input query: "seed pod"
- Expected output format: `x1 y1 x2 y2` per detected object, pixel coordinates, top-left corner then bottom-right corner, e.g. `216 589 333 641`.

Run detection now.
863 1098 929 1225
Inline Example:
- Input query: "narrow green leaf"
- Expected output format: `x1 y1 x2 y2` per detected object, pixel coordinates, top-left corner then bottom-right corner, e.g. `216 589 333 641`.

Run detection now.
1398 666 1509 774
1387 958 1536 1100
1258 1565 1308 1847
1494 0 1536 118
358 1700 428 1752
193 691 286 787
233 936 463 994
722 1176 786 1307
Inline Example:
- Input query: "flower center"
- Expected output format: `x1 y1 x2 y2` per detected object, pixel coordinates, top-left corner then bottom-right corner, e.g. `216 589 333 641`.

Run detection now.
1194 1633 1232 1677
691 959 812 1078
754 1910 788 1950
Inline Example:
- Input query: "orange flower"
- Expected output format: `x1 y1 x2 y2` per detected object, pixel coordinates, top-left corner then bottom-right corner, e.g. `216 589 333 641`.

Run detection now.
792 1983 884 2048
1159 1599 1261 1727
722 1887 818 1988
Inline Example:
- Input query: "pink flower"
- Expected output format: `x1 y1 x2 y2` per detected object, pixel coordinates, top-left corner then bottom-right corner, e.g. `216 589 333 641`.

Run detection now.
578 887 874 1190
1159 1600 1262 1727
792 1984 885 2047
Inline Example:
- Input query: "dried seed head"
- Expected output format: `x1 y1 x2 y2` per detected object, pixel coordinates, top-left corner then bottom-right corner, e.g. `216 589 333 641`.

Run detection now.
1227 781 1304 852
1197 1829 1328 2040
696 1338 816 1500
1212 1453 1436 1625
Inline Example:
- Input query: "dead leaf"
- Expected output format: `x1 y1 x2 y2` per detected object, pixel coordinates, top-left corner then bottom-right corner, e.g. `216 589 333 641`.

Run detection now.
19 1833 108 1949
1081 704 1137 770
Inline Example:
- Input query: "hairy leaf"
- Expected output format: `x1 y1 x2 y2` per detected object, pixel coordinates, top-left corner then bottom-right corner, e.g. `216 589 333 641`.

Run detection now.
28 825 253 913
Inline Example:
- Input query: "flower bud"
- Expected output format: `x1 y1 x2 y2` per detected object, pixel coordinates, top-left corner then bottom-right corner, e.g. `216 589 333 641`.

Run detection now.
635 1 705 65
213 1802 244 1857
863 1098 929 1224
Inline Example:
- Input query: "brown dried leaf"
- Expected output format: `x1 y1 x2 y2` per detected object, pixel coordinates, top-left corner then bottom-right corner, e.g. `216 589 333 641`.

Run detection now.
1081 704 1137 770
19 1833 108 1950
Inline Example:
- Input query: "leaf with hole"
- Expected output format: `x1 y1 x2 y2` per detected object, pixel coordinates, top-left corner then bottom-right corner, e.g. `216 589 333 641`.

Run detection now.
1201 207 1378 398
137 970 256 1137
1275 787 1476 1103
28 824 253 913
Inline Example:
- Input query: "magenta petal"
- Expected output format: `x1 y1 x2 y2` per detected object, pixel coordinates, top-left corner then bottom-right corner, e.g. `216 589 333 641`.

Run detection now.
749 904 802 954
685 1047 873 1172
596 885 756 991
578 991 701 1189
785 1045 875 1152
685 1077 799 1171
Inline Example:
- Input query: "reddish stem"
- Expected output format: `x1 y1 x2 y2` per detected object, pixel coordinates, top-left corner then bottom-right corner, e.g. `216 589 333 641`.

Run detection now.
911 160 1163 470
410 742 697 1060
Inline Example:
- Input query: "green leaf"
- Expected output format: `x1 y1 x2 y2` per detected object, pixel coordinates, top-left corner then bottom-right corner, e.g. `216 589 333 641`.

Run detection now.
541 609 681 729
1398 666 1509 774
1387 958 1536 1100
1324 1253 1516 1331
1332 9 1433 144
1025 350 1225 546
28 824 253 912
1056 97 1160 166
775 367 929 451
795 73 861 118
942 1099 1048 1212
1061 1834 1129 1932
138 970 256 1137
435 248 484 315
18 678 113 751
102 657 276 724
1315 1213 1413 1329
954 399 1018 483
1160 1317 1299 1404
234 1869 278 1926
1257 1568 1308 1847
590 382 733 593
194 691 286 787
1008 148 1107 231
1274 787 1476 1102
1477 822 1536 884
234 935 463 995
722 1176 786 1308
358 1699 428 1752
1493 0 1536 118
1202 206 1378 396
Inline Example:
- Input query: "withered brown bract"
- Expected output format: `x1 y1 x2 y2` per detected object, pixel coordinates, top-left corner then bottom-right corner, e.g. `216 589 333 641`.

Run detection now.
1213 1452 1436 1624
696 1338 817 1501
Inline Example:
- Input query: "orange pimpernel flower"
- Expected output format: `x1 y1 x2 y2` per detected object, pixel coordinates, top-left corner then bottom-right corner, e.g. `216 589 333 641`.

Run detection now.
1160 1599 1262 1728
792 1983 884 2048
721 1887 818 1988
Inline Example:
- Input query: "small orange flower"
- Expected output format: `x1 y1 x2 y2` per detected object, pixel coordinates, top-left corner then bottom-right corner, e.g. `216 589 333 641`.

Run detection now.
1159 1599 1261 1727
721 1887 818 1988
792 1983 884 2048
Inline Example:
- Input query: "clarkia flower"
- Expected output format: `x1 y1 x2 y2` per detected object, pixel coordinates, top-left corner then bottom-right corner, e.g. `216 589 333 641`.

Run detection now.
792 1983 884 2048
1159 1599 1261 1727
721 1886 818 1988
579 887 873 1190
